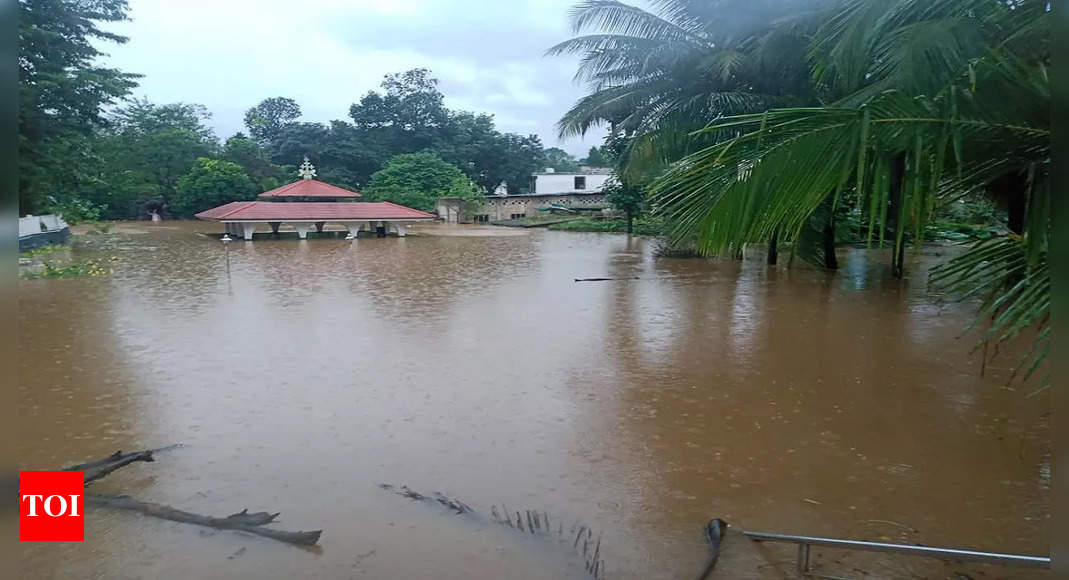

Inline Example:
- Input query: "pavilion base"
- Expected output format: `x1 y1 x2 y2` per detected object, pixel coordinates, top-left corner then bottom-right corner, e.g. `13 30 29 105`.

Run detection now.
212 230 410 241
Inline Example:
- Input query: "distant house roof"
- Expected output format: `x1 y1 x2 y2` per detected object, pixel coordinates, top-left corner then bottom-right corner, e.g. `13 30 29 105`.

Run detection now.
258 179 361 198
195 201 435 221
531 166 614 176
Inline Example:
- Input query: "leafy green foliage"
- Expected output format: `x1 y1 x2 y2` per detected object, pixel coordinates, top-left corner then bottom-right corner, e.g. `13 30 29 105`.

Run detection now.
244 97 301 146
47 197 103 224
543 147 580 172
581 146 608 166
18 0 140 214
222 133 286 189
171 158 257 217
87 100 219 216
548 217 662 236
931 237 1049 386
364 152 471 211
634 0 1049 383
548 0 822 177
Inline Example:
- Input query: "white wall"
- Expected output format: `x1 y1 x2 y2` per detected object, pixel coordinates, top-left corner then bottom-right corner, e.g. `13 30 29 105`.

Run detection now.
19 214 69 238
533 173 612 194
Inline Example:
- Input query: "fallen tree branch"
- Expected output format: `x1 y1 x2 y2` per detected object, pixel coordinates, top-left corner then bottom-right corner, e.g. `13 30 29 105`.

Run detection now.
87 494 322 546
60 445 183 485
574 277 640 282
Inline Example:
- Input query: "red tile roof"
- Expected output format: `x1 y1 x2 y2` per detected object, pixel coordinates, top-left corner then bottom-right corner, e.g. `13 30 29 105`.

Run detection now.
195 201 436 221
258 179 361 198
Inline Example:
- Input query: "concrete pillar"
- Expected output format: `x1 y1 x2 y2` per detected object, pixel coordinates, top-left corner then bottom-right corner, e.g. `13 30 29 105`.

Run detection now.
240 222 257 241
290 222 313 239
342 222 362 239
269 221 281 234
315 221 325 233
393 222 408 237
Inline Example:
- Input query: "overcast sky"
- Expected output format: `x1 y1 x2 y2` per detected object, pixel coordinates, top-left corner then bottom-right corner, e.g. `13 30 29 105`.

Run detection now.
96 0 609 157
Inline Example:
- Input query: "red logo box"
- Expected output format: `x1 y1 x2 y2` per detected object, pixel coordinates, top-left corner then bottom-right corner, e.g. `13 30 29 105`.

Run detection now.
20 471 84 541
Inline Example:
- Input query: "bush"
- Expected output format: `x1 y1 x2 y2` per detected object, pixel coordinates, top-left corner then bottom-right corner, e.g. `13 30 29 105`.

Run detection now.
547 218 663 236
47 197 102 224
172 158 257 217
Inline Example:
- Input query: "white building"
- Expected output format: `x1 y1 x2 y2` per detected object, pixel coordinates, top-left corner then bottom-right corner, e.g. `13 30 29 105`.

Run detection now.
436 166 615 223
532 166 613 194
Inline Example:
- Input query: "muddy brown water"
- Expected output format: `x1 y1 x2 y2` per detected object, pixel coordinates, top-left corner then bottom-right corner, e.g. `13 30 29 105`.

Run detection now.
18 222 1048 579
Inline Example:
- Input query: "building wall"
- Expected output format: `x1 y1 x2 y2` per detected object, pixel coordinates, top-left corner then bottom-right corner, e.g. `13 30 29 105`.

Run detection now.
533 173 612 195
436 193 609 223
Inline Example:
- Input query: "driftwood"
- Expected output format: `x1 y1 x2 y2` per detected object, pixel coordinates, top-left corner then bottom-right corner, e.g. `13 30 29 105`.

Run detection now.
52 447 323 546
61 445 182 485
87 494 322 546
574 277 640 282
696 518 727 580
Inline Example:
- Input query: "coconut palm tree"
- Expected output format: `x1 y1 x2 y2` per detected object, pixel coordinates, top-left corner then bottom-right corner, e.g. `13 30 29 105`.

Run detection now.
649 0 1049 383
547 0 825 177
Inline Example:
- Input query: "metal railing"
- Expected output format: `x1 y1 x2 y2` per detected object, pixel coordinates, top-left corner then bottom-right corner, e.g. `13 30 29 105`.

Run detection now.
743 530 1050 576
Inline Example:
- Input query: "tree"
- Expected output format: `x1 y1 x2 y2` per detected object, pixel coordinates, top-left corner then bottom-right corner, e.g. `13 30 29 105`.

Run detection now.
543 147 580 172
222 133 286 190
363 152 469 211
548 0 822 178
349 68 449 154
581 146 607 167
495 134 546 195
347 70 547 194
604 180 645 234
100 100 218 207
244 97 301 146
649 0 1049 382
171 158 257 217
18 0 140 214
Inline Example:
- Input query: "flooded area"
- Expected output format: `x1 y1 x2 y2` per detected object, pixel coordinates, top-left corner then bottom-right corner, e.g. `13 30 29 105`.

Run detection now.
18 221 1049 579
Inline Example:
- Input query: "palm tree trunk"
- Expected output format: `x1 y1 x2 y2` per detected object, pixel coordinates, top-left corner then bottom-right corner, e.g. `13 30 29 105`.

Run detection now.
990 170 1029 235
888 153 907 278
823 209 838 271
627 212 634 234
767 229 779 265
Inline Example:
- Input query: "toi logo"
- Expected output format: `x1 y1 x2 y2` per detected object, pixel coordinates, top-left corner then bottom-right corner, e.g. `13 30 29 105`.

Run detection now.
20 471 85 541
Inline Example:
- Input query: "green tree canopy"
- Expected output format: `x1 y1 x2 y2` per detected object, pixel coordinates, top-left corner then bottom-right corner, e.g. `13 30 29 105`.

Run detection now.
644 0 1049 383
100 100 219 208
543 147 580 172
548 0 821 178
604 179 646 233
363 152 470 211
243 97 301 147
171 158 257 217
222 133 285 190
18 0 140 214
581 146 607 167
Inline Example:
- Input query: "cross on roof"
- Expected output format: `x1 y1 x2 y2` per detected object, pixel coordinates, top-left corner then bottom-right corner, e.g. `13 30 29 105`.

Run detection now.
298 157 317 180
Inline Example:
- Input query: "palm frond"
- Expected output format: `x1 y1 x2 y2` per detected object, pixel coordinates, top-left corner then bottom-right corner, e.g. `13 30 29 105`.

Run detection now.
568 0 700 41
930 236 1049 383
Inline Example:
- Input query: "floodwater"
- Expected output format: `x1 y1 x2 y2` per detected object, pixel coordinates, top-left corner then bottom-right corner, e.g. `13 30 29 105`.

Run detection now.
18 222 1049 579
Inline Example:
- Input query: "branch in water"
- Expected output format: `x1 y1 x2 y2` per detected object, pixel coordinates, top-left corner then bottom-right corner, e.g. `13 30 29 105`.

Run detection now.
87 494 322 546
60 445 184 485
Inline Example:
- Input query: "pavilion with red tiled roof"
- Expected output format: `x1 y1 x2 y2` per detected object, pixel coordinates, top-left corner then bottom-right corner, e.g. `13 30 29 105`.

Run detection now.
257 178 361 199
195 158 435 240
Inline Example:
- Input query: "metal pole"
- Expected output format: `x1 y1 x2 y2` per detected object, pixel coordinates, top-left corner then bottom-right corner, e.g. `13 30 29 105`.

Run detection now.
797 543 810 574
744 530 1049 569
